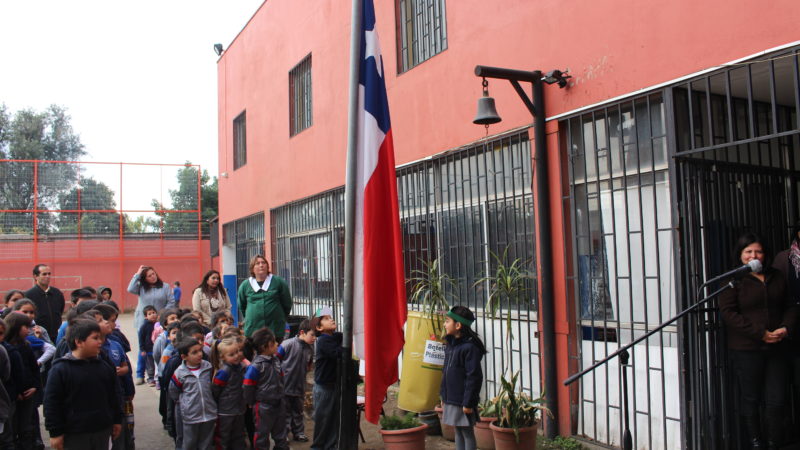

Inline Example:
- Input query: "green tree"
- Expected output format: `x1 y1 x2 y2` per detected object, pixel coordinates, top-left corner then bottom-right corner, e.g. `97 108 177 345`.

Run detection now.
151 162 218 235
0 104 86 234
124 214 161 233
56 178 121 234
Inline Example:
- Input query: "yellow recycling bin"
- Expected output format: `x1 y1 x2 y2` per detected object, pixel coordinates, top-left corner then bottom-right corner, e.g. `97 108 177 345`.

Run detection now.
398 310 446 412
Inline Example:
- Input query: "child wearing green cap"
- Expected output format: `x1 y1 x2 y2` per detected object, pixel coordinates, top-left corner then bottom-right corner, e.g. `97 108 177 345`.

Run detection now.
440 306 486 450
310 308 341 450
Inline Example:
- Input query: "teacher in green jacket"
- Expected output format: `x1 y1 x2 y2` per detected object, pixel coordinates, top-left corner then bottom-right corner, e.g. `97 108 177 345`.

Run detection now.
238 254 292 339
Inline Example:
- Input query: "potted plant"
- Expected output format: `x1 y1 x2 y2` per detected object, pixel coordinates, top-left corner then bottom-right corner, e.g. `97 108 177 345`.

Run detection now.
475 398 497 449
474 248 545 449
434 404 455 441
379 412 428 450
488 371 550 449
408 258 454 335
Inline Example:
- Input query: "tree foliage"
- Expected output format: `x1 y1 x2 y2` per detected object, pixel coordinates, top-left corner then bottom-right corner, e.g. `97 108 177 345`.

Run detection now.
56 178 121 234
151 162 218 235
0 104 86 233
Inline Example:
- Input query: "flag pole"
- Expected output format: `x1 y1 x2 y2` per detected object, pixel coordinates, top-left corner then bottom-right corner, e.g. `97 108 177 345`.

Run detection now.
339 0 362 448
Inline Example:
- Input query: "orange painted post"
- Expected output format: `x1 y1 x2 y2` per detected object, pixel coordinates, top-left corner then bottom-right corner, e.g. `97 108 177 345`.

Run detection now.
32 161 38 262
197 164 203 280
119 162 125 311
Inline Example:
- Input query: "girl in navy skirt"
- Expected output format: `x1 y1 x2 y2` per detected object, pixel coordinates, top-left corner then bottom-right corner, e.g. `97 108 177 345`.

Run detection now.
440 306 486 450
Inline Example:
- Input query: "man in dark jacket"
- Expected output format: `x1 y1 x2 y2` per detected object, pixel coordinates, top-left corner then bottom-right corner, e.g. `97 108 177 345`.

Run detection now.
24 264 65 340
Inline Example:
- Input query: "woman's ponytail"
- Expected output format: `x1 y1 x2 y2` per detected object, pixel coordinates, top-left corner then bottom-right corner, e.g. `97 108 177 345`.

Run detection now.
450 305 487 354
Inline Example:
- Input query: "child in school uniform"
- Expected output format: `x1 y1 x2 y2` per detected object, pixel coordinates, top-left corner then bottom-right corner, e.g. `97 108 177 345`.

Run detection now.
4 312 42 449
277 318 315 442
90 304 134 450
210 336 247 449
169 338 217 450
310 307 341 450
440 306 486 450
43 318 122 450
161 321 208 445
243 327 288 450
137 305 158 386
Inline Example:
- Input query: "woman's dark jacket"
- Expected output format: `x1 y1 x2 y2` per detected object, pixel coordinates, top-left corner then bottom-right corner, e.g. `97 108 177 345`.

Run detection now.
13 341 42 391
719 268 797 351
440 334 483 409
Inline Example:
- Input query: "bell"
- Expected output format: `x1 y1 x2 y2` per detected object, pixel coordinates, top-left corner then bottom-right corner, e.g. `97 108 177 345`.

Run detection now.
473 92 501 125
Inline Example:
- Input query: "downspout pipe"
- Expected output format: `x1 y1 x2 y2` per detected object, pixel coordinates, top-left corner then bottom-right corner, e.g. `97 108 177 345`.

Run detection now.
474 65 559 438
532 77 559 439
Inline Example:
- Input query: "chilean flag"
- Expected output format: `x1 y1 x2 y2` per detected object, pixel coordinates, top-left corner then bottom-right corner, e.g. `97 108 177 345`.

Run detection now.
352 0 407 424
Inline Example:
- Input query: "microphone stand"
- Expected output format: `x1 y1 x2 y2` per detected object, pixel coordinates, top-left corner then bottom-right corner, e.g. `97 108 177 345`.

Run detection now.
564 279 738 450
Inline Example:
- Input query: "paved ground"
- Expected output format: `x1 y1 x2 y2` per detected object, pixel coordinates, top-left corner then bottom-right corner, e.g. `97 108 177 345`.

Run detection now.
39 312 456 449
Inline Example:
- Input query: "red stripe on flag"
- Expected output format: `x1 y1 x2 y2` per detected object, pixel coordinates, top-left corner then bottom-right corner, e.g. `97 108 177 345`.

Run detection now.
362 130 407 424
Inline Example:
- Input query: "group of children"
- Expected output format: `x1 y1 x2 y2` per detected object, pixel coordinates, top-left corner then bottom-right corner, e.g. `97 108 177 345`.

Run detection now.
0 285 134 450
1 278 488 450
50 299 331 450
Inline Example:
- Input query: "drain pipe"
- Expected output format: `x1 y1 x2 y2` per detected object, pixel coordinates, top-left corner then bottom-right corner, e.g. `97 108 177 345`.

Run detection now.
531 75 559 439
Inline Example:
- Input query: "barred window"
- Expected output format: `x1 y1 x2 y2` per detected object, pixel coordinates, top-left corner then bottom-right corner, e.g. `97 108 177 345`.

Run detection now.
233 111 247 170
222 212 265 286
289 55 313 136
396 0 447 73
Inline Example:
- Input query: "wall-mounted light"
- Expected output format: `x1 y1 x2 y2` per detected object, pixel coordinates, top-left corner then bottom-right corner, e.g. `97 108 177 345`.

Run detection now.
214 43 224 56
220 172 229 178
542 69 572 88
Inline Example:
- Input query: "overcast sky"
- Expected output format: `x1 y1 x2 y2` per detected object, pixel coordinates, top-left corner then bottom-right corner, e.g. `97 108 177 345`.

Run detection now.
0 0 264 191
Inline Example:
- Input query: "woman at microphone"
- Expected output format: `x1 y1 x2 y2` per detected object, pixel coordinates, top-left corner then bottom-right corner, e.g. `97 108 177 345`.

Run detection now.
719 233 795 449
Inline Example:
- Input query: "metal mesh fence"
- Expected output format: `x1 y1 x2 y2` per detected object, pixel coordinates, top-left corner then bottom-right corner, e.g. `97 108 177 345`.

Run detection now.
0 160 207 308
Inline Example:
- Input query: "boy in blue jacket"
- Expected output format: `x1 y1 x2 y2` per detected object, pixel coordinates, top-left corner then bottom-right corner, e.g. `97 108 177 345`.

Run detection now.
44 319 122 449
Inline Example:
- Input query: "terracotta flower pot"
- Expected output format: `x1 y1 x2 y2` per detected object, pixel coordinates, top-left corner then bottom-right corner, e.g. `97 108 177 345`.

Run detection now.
489 422 538 450
475 416 496 449
435 406 455 441
379 423 428 450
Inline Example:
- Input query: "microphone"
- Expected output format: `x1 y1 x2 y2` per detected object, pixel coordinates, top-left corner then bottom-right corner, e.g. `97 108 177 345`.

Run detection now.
705 259 763 286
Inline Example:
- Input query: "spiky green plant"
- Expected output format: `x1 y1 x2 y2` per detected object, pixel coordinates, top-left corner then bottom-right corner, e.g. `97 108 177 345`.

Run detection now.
408 258 455 336
492 371 550 443
473 247 533 373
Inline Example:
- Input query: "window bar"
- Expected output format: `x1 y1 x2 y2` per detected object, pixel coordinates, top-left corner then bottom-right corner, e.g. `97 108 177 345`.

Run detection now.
770 59 779 141
478 142 495 394
487 139 506 389
794 52 800 133
649 94 670 450
577 113 599 442
746 63 756 141
686 83 696 151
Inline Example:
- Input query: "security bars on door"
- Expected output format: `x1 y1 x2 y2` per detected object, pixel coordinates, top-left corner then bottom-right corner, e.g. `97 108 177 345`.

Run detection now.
561 93 681 450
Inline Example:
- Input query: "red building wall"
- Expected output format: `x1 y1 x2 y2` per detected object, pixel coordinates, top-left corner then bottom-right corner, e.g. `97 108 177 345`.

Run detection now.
217 0 800 435
218 0 800 229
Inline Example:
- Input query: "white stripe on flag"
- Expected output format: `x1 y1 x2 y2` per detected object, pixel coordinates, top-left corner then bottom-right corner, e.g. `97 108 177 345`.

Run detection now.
353 85 386 358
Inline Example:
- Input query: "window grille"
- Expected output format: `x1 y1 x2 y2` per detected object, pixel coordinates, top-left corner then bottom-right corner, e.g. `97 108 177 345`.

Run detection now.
396 0 447 73
222 212 265 286
289 55 313 136
270 130 538 400
562 93 681 449
233 111 247 170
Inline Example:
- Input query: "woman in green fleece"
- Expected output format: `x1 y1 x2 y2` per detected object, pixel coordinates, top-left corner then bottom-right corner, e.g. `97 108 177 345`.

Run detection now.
238 254 292 339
